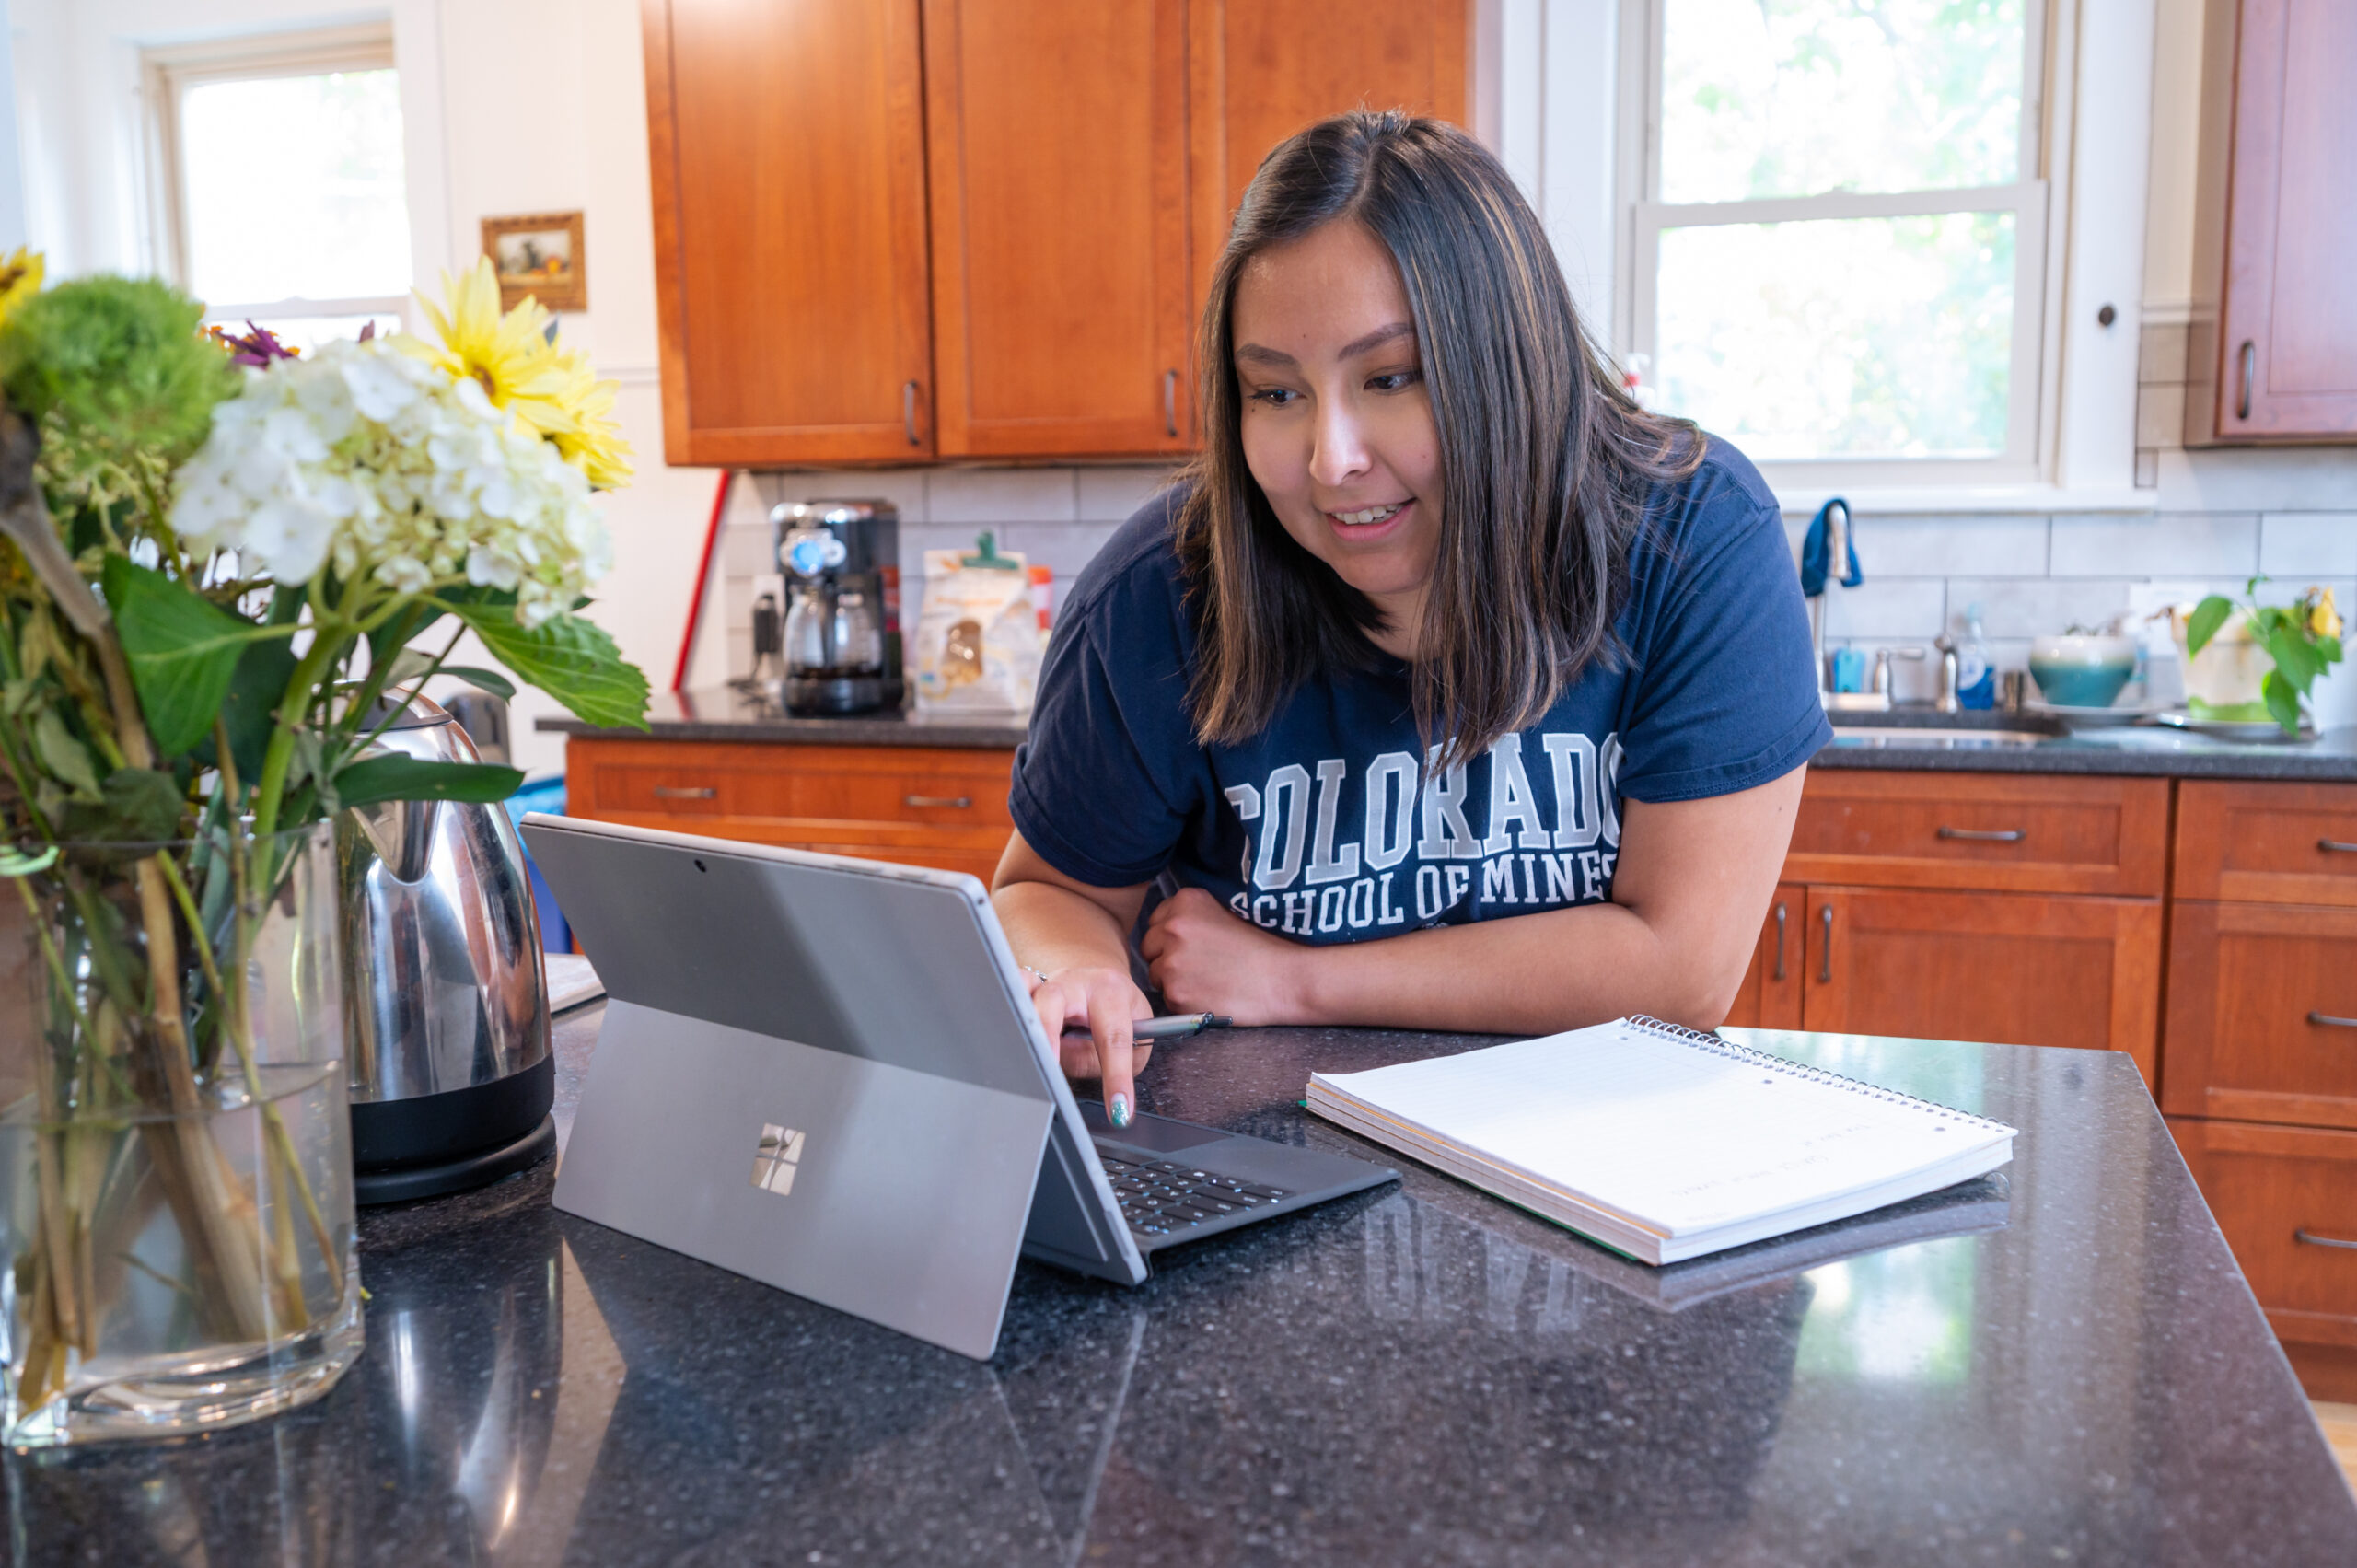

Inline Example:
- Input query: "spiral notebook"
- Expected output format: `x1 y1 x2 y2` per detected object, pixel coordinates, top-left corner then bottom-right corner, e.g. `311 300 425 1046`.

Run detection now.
1305 1016 2015 1265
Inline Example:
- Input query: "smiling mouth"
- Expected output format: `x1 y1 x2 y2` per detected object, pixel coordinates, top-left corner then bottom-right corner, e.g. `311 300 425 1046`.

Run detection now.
1328 502 1407 527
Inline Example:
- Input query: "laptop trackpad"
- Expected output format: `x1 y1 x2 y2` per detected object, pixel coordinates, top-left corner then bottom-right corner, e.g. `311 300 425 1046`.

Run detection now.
1075 1099 1228 1153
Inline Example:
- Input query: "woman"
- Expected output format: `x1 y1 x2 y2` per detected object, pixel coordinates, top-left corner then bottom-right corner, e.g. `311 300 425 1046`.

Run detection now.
993 112 1829 1127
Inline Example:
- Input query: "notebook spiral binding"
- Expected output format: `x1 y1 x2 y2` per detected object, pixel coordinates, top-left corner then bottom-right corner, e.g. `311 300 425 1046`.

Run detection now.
1626 1016 2015 1135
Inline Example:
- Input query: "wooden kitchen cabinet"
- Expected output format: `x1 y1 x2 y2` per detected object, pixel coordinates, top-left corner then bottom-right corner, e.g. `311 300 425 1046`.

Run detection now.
1722 882 1804 1030
2173 779 2357 905
1187 0 1468 298
2165 901 2357 1131
641 0 1469 465
2185 0 2357 444
2170 1117 2357 1400
1785 771 2168 897
567 738 1017 883
642 0 935 465
923 0 1195 458
1800 886 2162 1086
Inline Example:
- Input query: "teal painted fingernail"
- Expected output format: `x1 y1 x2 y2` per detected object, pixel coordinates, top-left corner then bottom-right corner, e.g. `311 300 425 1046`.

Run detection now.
1111 1094 1132 1129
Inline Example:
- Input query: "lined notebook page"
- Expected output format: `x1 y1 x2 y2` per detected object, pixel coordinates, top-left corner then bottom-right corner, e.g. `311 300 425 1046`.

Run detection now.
1310 1019 2011 1237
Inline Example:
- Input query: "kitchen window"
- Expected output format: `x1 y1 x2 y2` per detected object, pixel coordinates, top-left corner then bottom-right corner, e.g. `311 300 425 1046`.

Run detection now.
1623 0 2050 488
144 26 412 350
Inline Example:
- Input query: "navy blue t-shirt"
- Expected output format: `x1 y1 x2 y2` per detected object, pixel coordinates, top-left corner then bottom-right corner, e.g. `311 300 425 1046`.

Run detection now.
1008 440 1829 942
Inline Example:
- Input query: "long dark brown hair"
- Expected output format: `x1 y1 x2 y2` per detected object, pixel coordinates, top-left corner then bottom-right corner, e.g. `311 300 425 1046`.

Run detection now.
1176 110 1704 767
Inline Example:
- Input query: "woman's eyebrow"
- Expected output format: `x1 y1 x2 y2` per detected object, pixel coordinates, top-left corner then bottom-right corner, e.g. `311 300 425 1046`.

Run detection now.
1234 322 1419 368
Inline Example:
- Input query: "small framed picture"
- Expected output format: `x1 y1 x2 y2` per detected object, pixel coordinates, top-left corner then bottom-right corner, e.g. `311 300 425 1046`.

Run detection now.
481 211 586 313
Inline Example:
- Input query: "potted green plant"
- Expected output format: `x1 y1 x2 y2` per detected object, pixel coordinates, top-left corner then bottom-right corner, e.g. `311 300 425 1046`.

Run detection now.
2176 577 2343 737
0 256 646 1445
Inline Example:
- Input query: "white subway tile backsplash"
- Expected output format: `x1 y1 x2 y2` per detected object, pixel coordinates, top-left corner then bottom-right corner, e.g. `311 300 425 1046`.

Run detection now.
1819 579 1945 640
751 469 931 523
2135 384 2187 449
1077 464 1180 521
2259 513 2357 577
2049 513 2257 578
2139 322 2189 386
1849 514 2049 577
720 521 774 577
1945 577 2132 639
926 468 1080 524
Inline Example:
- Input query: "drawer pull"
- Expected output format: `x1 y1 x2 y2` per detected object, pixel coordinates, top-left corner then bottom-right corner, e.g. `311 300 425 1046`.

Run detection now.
904 794 972 809
1771 902 1787 982
2306 1012 2357 1028
1817 905 1833 983
2319 839 2357 854
651 785 716 800
1936 826 2026 842
2294 1228 2357 1250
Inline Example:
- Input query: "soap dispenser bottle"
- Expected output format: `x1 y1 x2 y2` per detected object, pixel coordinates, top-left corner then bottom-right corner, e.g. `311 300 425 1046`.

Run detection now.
1956 603 1995 710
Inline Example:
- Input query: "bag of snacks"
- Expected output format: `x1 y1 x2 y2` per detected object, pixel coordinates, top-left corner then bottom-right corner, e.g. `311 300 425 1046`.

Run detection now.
911 532 1045 714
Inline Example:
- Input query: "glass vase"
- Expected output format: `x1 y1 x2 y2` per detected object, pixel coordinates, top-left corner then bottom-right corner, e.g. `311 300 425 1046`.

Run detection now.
0 819 361 1446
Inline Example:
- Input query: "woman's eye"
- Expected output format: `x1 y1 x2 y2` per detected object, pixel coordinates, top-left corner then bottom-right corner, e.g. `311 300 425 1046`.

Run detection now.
1248 387 1299 408
1367 369 1423 393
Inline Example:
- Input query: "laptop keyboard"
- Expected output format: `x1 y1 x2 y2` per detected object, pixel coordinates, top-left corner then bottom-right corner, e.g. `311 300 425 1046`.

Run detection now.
1093 1144 1290 1238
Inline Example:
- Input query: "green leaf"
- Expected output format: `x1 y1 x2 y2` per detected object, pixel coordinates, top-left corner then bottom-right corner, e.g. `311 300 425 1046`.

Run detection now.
333 754 524 809
440 665 517 701
0 844 60 877
2263 668 2304 736
31 707 101 798
2186 596 2234 659
2262 626 2326 693
103 555 277 757
58 767 184 843
203 635 299 787
439 604 648 731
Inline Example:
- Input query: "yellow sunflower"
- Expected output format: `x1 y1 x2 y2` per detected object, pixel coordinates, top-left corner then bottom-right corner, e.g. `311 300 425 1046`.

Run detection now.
398 257 631 488
398 259 575 433
0 248 45 329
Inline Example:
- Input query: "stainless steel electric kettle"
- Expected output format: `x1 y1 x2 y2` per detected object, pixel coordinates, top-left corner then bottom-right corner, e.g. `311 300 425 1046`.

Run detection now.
342 693 552 1203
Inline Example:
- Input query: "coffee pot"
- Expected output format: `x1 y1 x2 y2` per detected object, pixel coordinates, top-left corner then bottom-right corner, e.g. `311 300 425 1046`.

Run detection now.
341 693 552 1203
774 499 902 714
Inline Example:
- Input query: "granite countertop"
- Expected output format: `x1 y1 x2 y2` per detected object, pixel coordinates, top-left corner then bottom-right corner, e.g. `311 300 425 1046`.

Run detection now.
545 689 2357 782
539 686 1028 749
17 1010 2353 1565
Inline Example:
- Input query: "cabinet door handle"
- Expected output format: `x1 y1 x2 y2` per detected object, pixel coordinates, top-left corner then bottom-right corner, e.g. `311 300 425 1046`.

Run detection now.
1937 825 2026 842
2319 839 2357 854
904 794 971 809
1163 368 1179 438
1817 905 1834 983
652 785 715 800
903 379 921 446
2307 1012 2357 1028
2294 1228 2357 1250
1771 902 1788 981
2236 341 2256 421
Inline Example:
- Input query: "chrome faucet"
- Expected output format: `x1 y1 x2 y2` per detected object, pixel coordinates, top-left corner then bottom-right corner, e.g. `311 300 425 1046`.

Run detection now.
1933 637 1962 713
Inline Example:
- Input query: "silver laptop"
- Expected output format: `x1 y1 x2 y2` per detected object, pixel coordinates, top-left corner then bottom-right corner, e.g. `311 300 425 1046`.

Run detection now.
519 815 1396 1360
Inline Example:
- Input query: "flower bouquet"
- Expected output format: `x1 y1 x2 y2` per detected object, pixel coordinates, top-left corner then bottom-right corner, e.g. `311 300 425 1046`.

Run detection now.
0 255 647 1445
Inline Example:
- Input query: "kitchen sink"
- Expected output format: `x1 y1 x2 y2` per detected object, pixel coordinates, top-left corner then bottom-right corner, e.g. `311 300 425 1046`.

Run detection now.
1824 705 2067 749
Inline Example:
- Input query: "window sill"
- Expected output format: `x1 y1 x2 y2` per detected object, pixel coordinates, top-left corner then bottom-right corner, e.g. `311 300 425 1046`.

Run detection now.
1765 482 2156 517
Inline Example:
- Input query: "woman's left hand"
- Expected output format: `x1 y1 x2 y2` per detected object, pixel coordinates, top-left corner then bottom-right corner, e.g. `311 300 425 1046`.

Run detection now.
1140 887 1314 1025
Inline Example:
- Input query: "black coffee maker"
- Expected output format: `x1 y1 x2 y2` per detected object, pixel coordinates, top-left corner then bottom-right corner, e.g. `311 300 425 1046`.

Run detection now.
773 499 904 714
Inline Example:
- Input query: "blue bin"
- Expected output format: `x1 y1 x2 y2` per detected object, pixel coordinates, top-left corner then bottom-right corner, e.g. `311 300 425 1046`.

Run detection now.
504 777 571 952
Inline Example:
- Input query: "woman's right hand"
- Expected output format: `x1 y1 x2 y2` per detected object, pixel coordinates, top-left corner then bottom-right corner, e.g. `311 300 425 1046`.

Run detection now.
1026 964 1154 1129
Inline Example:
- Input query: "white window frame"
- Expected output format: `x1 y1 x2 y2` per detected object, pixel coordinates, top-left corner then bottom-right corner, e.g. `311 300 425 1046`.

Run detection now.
140 23 410 331
1622 0 2055 492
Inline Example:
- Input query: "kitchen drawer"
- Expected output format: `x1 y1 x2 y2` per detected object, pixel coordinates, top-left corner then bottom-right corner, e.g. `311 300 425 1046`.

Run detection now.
1783 772 2168 896
2169 1118 2357 1349
573 739 1015 830
2162 901 2357 1129
2175 780 2357 906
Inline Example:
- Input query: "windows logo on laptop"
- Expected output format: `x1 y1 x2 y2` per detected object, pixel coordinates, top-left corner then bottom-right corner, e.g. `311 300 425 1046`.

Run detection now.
750 1124 806 1196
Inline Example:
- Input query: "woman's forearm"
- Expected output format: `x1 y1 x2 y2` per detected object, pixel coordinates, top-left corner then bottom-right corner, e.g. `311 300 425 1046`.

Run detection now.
1288 898 1731 1034
993 878 1135 974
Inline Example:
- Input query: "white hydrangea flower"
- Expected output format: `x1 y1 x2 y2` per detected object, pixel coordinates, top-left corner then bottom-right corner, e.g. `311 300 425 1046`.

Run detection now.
168 338 612 629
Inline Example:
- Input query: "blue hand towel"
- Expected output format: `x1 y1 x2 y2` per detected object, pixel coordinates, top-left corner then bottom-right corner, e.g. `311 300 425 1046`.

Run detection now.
1799 499 1860 598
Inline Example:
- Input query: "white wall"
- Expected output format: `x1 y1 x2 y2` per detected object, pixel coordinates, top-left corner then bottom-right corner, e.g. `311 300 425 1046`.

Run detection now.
12 0 713 778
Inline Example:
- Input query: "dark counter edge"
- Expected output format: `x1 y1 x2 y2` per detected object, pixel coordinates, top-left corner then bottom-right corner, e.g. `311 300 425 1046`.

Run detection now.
538 713 1028 750
1808 737 2357 782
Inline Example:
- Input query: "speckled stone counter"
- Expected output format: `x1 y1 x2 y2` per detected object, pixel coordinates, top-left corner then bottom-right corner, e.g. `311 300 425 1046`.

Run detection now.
539 686 1027 749
13 1012 2352 1566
